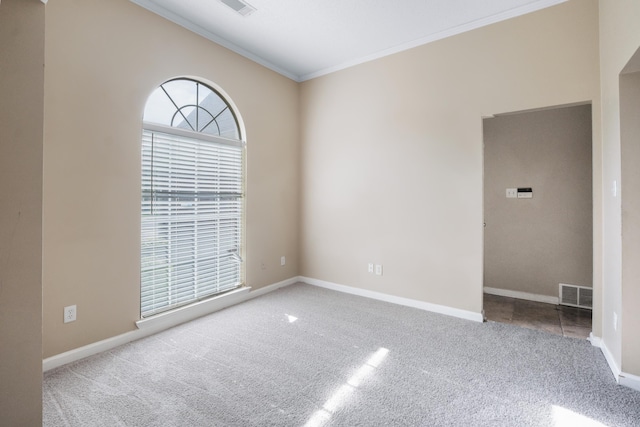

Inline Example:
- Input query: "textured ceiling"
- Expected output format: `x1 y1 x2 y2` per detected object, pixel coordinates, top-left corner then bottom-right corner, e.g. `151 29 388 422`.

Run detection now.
130 0 566 82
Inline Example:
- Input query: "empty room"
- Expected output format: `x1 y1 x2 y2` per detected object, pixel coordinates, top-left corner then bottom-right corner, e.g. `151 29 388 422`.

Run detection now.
1 0 640 425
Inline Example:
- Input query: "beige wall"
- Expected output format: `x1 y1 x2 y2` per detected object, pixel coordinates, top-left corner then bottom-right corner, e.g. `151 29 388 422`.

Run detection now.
43 0 300 357
483 105 593 298
0 0 45 423
599 0 640 377
620 67 640 375
300 0 601 316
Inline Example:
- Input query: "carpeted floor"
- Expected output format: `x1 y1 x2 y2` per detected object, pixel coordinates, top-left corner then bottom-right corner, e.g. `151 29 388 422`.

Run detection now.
43 283 640 426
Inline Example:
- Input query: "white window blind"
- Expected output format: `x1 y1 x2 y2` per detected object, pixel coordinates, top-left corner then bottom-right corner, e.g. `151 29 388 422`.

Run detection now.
141 126 244 317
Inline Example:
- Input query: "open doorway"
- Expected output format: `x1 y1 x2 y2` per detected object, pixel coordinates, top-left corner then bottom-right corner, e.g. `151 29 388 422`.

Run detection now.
482 104 593 338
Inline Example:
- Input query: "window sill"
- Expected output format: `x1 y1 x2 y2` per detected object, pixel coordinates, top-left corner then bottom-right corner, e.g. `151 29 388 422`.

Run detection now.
136 286 250 331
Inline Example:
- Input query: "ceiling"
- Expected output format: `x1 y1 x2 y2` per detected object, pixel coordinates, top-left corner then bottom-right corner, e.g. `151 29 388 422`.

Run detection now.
130 0 566 82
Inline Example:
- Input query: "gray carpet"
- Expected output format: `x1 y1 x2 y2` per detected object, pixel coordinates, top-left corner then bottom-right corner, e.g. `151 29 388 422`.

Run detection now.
43 283 640 426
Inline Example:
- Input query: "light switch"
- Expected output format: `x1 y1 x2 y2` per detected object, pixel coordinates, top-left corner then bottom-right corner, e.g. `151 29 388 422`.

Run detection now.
375 264 383 276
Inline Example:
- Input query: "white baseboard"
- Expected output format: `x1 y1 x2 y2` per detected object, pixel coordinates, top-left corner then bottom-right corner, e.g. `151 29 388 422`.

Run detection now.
619 372 640 392
599 341 640 392
43 277 299 372
43 328 145 373
244 276 300 300
484 287 559 305
599 338 622 380
588 332 602 348
301 276 483 323
583 333 640 392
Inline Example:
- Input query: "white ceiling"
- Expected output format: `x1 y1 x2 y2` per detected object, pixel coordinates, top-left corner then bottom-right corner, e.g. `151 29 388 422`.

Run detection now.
130 0 566 82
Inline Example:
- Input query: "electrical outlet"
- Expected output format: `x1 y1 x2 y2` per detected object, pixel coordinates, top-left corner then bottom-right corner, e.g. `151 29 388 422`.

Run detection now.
281 256 286 266
368 263 374 273
506 188 517 198
64 305 76 323
375 264 383 276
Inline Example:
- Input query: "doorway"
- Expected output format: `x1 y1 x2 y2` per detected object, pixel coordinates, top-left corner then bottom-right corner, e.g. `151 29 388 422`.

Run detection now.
482 104 593 338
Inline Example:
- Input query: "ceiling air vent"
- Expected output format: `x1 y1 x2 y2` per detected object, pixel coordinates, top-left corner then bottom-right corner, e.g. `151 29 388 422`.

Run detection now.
219 0 256 17
559 283 592 310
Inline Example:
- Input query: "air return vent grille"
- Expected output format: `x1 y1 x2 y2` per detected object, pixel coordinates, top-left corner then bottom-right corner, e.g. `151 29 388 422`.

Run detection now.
559 283 592 309
219 0 256 16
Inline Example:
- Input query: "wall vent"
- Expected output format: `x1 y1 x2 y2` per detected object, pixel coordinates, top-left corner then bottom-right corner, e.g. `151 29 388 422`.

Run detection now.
559 283 592 309
219 0 256 16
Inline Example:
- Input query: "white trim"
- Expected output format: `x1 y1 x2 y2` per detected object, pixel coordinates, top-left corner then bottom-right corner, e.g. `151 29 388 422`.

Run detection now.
43 329 144 373
619 372 640 393
43 277 298 371
299 0 568 81
136 287 250 330
587 334 640 392
600 339 622 380
128 0 299 81
484 287 559 305
301 277 483 323
243 276 299 300
144 123 245 148
588 332 602 348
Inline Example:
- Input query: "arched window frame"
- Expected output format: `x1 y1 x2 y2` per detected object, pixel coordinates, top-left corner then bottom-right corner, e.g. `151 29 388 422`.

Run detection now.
140 77 245 318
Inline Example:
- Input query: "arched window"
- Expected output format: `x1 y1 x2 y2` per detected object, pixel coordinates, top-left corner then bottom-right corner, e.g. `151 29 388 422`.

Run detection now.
141 78 244 318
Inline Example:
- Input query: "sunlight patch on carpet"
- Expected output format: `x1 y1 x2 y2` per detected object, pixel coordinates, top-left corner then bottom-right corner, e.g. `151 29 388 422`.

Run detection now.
552 405 609 427
304 347 389 427
285 314 298 323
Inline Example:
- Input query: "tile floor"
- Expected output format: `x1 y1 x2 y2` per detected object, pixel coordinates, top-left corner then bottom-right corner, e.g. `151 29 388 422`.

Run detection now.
483 293 592 339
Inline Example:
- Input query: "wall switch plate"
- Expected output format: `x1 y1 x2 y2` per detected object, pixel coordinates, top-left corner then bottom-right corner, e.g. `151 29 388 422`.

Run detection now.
506 188 517 198
368 263 374 273
64 305 76 323
613 312 618 331
280 256 286 266
375 264 383 276
517 187 533 198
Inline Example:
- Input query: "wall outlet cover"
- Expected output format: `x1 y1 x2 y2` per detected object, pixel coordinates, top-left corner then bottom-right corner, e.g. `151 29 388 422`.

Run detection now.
64 305 77 323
